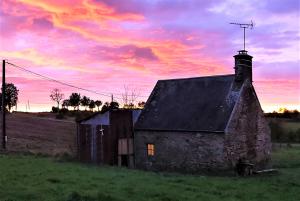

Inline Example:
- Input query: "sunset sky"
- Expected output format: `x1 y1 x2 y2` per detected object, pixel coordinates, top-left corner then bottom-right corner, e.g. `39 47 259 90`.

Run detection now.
0 0 299 112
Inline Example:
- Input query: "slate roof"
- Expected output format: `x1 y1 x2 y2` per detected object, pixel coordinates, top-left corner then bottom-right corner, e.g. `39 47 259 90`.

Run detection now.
135 74 241 132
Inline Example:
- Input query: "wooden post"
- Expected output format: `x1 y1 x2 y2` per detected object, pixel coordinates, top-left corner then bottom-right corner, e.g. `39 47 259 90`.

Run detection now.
2 60 6 150
100 124 104 164
126 126 130 167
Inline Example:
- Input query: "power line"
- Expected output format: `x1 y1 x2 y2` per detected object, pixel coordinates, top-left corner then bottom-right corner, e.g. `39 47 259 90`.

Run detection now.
6 61 149 101
6 61 121 99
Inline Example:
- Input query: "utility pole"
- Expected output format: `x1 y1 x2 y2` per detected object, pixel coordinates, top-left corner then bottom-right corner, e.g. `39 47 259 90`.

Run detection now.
2 60 6 150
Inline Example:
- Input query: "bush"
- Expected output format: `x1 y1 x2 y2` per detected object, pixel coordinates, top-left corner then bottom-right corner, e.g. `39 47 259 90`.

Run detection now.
52 106 59 113
59 108 69 114
74 111 94 122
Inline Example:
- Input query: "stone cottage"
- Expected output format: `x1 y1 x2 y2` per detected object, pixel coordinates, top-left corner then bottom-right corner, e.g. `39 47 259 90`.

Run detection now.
134 50 271 173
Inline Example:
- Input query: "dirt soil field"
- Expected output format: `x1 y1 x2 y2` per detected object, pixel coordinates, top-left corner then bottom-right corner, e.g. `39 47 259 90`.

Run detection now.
0 112 77 156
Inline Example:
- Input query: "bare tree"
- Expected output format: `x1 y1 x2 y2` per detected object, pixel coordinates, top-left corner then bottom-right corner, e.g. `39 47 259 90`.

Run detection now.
50 88 64 109
122 85 140 109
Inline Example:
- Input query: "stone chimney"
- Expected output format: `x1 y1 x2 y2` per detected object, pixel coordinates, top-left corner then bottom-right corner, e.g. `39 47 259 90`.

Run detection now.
234 50 253 82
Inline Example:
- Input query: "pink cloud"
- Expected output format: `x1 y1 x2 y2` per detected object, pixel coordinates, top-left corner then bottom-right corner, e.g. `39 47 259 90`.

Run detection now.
0 0 299 112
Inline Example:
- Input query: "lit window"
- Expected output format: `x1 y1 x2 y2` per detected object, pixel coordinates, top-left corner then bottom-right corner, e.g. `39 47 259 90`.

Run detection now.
147 144 155 156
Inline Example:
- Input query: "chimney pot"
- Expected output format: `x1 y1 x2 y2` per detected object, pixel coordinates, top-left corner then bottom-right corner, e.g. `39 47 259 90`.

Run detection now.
234 50 253 82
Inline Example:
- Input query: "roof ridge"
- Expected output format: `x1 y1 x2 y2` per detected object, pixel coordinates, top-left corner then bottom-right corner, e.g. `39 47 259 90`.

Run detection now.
158 74 234 82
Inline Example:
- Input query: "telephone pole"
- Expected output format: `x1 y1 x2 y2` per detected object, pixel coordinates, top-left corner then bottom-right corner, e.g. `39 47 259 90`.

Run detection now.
2 60 6 150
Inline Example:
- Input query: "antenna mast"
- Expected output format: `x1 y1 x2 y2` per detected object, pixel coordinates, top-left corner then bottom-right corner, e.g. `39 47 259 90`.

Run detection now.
230 20 254 51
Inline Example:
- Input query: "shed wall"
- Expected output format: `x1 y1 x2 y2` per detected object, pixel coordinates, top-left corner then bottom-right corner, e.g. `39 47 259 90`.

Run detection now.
78 124 113 164
77 110 138 167
134 131 225 173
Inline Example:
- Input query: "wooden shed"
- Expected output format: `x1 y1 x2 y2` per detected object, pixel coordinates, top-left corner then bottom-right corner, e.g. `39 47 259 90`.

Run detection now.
77 109 141 167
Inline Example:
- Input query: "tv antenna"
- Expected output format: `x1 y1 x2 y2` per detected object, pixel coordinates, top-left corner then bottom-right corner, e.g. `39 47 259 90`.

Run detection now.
230 20 254 51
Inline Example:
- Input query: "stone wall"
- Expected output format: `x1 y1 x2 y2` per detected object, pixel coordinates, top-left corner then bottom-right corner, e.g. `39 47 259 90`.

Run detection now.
134 131 225 173
224 81 271 169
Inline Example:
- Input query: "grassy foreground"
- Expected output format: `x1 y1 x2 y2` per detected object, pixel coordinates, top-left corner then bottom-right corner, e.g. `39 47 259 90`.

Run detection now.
0 147 300 201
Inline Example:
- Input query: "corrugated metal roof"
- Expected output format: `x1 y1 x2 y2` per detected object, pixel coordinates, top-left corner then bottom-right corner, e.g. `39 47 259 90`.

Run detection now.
135 74 241 132
80 111 110 125
79 109 142 126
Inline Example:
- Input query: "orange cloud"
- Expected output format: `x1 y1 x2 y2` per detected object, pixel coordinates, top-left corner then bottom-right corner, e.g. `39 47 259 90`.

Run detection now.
1 48 64 66
8 0 226 77
17 0 144 21
0 48 98 73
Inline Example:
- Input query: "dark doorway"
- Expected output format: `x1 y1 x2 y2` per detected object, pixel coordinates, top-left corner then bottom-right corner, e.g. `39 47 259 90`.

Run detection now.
121 155 128 167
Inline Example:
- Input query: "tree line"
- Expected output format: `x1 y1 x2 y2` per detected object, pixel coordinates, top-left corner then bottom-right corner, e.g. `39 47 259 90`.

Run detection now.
50 88 146 113
0 83 146 113
265 108 299 119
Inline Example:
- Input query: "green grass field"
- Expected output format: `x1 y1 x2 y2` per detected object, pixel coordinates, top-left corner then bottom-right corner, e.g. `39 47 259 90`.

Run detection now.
1 147 300 201
281 121 300 132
